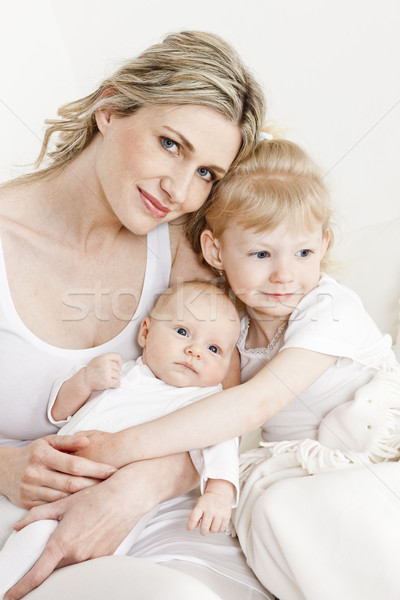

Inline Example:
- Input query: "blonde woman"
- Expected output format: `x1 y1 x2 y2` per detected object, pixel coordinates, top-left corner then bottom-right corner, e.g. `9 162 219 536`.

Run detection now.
0 32 268 600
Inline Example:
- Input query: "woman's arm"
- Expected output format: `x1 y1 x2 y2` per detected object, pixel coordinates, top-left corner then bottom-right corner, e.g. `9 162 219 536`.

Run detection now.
5 453 198 600
0 436 117 508
76 348 337 467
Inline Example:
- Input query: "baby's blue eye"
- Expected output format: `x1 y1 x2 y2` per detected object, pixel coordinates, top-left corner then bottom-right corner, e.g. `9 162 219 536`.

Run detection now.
296 249 310 258
176 327 188 337
255 251 269 259
208 345 219 354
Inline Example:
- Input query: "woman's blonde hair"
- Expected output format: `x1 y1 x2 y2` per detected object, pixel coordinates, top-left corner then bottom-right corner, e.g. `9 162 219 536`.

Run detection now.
14 31 265 183
189 138 335 272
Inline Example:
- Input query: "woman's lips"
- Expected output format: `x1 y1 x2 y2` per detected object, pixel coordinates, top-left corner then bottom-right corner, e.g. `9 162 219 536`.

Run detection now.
138 187 170 218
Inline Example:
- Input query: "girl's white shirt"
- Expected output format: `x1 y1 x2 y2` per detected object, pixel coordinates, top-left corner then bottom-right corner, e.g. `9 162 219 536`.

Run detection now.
238 273 396 442
0 223 171 446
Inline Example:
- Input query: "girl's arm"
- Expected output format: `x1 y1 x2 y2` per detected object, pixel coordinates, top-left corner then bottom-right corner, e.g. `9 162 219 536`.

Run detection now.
76 348 337 467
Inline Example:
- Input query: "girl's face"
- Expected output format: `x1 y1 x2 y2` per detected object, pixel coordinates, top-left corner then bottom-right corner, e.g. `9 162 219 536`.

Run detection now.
94 104 242 235
202 219 330 322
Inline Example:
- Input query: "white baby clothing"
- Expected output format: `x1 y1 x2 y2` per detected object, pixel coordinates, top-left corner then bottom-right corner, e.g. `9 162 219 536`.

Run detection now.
238 273 397 442
49 357 239 498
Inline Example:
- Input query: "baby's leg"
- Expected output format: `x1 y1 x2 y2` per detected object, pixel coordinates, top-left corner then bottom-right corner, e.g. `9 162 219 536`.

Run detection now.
0 519 57 597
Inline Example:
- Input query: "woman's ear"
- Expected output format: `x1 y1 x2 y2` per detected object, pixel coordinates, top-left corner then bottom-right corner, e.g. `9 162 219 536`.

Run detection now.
137 317 151 349
200 229 224 270
94 88 116 135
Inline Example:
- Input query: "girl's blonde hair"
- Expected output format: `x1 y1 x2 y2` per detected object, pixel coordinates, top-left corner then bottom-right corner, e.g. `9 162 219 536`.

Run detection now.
188 138 334 272
14 31 265 183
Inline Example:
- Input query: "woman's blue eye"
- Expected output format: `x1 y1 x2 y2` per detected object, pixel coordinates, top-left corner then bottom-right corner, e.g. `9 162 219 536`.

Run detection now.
197 167 214 182
296 249 310 258
176 327 188 337
208 345 219 354
162 137 179 153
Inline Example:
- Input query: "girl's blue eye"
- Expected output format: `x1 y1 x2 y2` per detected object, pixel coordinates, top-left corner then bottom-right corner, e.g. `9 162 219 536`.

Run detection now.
255 251 269 259
162 137 179 153
197 167 214 182
296 249 310 258
176 327 188 337
208 345 219 354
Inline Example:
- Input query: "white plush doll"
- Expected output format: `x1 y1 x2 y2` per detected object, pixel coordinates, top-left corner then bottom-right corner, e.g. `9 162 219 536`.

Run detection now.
318 369 400 463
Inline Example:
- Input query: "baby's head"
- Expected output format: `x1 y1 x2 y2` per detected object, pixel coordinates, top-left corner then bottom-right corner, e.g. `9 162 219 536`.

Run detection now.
138 281 240 387
198 139 334 321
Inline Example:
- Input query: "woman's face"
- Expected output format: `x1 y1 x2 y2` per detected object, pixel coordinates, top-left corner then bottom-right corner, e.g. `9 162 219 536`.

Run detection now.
95 104 242 234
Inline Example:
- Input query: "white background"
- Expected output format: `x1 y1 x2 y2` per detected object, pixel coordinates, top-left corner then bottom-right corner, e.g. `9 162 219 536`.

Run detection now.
1 0 400 334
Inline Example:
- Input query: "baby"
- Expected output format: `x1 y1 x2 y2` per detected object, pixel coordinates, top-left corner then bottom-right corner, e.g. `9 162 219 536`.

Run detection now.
0 280 241 596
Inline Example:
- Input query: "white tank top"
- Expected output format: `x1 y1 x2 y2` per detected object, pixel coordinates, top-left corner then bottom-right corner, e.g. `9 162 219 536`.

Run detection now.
0 224 171 446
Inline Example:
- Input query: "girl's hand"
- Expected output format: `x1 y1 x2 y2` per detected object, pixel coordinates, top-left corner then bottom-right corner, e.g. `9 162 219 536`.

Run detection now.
2 435 117 509
84 353 122 391
73 430 130 468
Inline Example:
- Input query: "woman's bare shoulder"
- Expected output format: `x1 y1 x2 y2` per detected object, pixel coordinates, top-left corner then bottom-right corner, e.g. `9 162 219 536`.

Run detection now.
0 182 41 242
0 184 25 232
169 220 214 284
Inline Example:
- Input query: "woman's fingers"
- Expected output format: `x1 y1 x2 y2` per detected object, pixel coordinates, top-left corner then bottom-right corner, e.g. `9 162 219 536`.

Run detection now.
43 442 117 480
23 474 103 505
4 437 117 509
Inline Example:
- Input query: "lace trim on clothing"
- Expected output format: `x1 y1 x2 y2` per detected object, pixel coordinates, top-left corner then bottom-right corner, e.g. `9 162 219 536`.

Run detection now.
237 315 288 355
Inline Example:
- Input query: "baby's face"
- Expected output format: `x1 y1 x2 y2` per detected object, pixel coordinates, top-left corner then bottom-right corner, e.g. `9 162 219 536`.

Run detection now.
139 286 240 387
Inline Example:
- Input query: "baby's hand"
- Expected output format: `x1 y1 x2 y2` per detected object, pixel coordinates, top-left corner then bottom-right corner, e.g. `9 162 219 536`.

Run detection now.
187 480 234 535
84 353 122 392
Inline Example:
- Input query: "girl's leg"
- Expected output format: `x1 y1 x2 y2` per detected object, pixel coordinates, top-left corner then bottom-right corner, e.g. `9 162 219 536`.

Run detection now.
245 463 400 600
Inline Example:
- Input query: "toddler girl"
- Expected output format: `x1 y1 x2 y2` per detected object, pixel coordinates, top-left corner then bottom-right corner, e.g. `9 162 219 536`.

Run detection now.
198 136 400 599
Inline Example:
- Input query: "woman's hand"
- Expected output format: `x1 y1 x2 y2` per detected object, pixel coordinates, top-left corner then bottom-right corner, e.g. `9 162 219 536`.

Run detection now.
4 453 199 600
4 475 133 600
1 435 117 509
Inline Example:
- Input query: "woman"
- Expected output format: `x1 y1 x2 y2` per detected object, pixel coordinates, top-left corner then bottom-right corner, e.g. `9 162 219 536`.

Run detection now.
0 31 268 599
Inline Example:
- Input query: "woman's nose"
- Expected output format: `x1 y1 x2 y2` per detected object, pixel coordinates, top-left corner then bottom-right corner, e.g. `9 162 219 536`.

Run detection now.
184 345 201 359
160 167 195 207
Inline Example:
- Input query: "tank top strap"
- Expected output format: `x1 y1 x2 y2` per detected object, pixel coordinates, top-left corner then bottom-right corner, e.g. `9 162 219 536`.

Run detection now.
137 222 171 318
